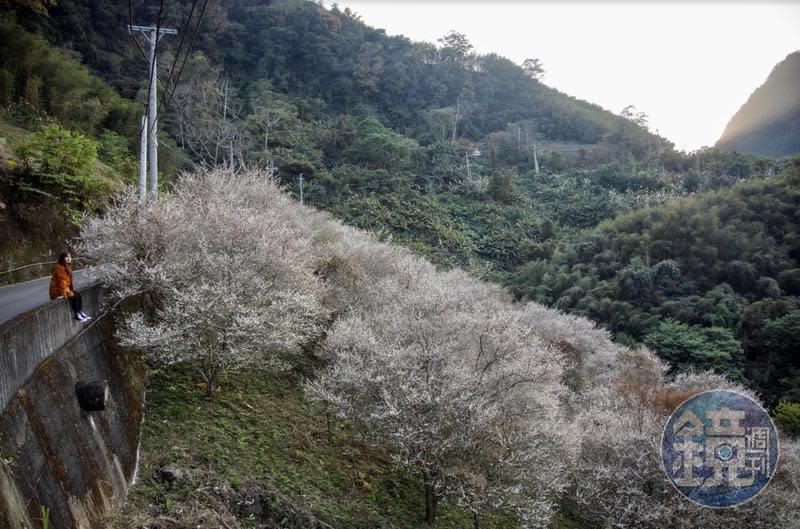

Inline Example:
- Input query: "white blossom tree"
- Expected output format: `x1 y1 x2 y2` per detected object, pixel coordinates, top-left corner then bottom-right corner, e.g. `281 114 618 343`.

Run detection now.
308 238 575 526
79 168 327 397
570 348 800 529
492 300 800 529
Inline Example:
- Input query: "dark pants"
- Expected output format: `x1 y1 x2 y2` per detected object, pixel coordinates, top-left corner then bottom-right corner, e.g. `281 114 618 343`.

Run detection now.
68 291 82 315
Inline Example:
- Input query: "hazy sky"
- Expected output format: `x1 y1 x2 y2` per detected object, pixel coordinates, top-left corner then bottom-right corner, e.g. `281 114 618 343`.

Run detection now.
333 1 800 152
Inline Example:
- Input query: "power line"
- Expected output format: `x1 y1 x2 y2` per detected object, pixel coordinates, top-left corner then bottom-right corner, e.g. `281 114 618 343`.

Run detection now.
148 0 166 139
128 0 150 67
128 0 163 140
127 0 211 155
127 1 195 142
158 138 204 172
163 0 210 111
162 0 198 100
126 3 241 178
128 0 176 200
126 2 329 172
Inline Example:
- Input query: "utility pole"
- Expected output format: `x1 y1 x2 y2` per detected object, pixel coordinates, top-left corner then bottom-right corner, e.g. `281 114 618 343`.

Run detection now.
529 121 540 177
128 24 177 200
139 115 148 201
222 77 228 166
298 173 304 205
451 97 460 143
465 151 471 183
222 77 228 121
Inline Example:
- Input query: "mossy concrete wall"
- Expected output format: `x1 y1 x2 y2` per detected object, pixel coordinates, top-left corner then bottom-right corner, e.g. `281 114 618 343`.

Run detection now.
0 287 145 528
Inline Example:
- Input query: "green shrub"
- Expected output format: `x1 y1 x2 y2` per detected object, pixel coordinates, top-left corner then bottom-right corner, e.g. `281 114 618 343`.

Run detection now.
342 116 418 171
97 129 136 180
772 402 800 438
643 320 746 382
14 124 109 215
487 170 516 203
777 269 800 296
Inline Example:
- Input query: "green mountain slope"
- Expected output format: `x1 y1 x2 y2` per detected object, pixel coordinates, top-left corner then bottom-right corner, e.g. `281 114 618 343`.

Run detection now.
509 158 800 405
16 0 667 155
716 51 800 158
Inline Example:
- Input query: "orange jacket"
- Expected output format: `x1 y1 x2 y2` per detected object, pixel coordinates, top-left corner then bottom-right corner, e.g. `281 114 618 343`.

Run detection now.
49 263 74 300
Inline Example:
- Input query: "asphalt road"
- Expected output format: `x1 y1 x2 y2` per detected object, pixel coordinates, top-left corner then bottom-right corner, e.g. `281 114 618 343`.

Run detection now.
0 269 93 326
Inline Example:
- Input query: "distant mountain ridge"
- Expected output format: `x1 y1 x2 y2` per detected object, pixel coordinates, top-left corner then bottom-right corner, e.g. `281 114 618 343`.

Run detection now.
716 51 800 158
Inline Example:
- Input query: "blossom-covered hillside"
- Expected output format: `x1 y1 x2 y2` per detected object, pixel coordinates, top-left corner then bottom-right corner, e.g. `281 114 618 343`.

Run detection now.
80 168 800 529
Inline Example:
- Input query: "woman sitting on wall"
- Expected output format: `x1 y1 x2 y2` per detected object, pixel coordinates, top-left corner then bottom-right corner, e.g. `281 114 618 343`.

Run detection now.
50 251 91 322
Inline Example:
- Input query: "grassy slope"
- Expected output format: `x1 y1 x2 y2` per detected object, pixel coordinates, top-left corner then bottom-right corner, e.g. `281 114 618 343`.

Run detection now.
117 367 524 529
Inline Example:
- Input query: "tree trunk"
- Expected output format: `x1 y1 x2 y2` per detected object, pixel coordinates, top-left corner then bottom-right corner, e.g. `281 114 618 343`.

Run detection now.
423 470 438 525
472 511 480 529
202 367 218 400
424 482 437 524
326 412 333 445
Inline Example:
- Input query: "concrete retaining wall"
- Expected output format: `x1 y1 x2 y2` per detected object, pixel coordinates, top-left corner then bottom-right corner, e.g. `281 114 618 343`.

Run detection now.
0 287 145 528
0 289 103 413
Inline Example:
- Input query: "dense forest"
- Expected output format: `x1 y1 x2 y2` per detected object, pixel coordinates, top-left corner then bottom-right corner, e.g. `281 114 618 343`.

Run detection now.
14 0 666 149
510 159 800 406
